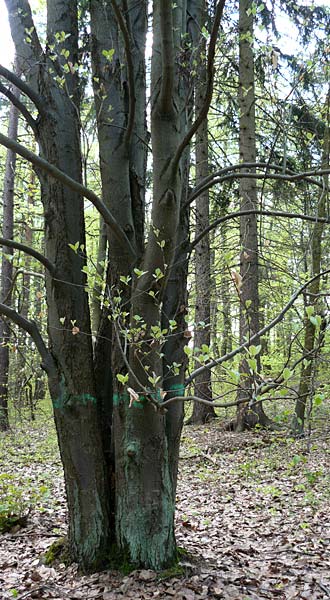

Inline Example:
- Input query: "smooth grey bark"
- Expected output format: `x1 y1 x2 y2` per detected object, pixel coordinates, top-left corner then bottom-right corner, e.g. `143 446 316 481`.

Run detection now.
0 72 19 431
113 0 188 568
90 0 148 553
236 0 271 431
91 216 107 334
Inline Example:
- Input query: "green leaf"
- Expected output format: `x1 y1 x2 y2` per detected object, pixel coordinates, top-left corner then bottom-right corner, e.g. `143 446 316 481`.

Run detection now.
313 394 324 406
68 241 79 253
247 357 257 372
282 367 292 381
116 373 128 385
102 48 115 62
249 344 261 357
153 268 164 281
120 275 131 285
306 306 314 317
309 315 322 327
184 346 192 357
134 268 148 278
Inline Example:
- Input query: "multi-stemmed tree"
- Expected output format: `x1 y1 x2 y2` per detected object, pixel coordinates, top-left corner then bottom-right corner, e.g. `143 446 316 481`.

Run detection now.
0 0 225 571
0 0 329 574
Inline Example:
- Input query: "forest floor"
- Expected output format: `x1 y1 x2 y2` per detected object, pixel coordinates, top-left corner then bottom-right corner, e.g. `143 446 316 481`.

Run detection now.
1 410 330 600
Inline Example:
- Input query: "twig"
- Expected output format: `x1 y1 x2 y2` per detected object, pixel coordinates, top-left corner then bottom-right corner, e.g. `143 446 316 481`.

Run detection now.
186 268 330 385
0 64 45 116
0 82 37 133
191 209 330 251
0 303 56 377
0 236 56 276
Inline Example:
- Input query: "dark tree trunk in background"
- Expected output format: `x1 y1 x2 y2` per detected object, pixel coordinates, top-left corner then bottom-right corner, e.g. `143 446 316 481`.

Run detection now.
292 92 329 435
0 70 19 431
236 0 271 431
188 0 216 425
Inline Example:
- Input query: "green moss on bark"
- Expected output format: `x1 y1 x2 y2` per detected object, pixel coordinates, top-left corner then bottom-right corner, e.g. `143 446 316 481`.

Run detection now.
44 538 69 565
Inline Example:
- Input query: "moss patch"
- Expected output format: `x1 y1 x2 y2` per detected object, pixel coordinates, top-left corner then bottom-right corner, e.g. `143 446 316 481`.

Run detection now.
157 563 185 580
43 537 70 566
106 544 137 575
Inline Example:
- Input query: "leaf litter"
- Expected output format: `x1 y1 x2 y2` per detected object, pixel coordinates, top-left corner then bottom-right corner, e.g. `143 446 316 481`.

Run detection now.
1 415 330 599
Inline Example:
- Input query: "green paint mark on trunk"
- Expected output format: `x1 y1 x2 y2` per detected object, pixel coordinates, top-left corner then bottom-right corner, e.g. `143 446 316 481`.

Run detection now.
53 392 97 410
168 383 185 395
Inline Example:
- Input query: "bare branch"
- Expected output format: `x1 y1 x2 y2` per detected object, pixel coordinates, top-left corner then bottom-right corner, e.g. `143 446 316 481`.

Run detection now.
171 0 226 174
0 236 56 275
0 303 56 376
162 394 249 410
185 268 330 385
111 0 135 145
0 82 37 133
1 268 44 304
0 133 136 260
191 209 330 250
188 162 330 205
0 64 45 116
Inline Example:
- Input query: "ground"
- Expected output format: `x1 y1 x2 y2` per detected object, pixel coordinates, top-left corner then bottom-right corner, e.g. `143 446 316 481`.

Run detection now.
1 408 330 599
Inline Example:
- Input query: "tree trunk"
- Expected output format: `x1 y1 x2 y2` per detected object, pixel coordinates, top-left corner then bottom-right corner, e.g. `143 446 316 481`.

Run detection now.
0 69 19 431
5 0 112 570
292 92 329 435
4 0 214 572
188 1 216 425
236 0 270 431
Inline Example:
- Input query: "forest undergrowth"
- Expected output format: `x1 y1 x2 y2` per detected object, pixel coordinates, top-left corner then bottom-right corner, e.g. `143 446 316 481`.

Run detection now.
1 403 330 600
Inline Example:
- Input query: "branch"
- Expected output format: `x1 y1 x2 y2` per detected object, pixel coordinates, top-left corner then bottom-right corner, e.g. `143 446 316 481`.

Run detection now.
0 303 56 376
162 394 250 410
0 133 136 260
188 162 330 205
1 268 44 304
159 0 174 112
191 209 330 250
111 0 135 145
185 268 330 385
171 0 226 173
0 82 37 133
0 64 45 116
0 237 56 275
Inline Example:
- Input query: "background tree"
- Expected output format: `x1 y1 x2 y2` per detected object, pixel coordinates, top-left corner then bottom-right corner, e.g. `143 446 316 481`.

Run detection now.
0 66 19 431
187 1 216 425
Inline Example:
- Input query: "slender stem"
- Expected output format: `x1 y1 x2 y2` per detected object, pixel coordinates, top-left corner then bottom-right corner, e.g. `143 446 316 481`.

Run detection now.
0 303 56 376
0 82 37 133
188 165 330 206
0 64 46 116
0 236 56 275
